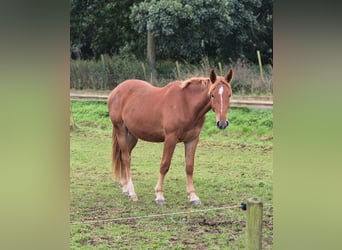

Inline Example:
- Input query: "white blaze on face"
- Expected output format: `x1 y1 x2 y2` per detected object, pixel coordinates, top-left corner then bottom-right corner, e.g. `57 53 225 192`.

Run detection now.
218 86 224 114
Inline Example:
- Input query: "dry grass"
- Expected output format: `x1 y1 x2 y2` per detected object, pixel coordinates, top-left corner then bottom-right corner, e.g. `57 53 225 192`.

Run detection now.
70 55 273 95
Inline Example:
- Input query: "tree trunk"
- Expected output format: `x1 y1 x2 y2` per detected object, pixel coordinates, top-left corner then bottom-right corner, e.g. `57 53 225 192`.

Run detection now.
147 29 157 84
147 29 155 67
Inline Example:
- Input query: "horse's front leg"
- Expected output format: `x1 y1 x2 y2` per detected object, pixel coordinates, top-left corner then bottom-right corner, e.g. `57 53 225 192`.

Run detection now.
184 138 201 205
155 136 177 205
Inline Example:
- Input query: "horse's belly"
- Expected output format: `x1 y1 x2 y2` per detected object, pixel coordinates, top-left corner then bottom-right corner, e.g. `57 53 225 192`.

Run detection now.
132 131 165 142
122 103 166 142
126 123 165 142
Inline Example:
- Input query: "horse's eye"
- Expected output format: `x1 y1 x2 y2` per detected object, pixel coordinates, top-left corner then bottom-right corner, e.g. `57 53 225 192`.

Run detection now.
210 94 214 98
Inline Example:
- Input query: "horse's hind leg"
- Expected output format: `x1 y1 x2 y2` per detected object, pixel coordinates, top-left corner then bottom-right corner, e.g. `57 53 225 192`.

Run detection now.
184 138 201 205
116 125 138 201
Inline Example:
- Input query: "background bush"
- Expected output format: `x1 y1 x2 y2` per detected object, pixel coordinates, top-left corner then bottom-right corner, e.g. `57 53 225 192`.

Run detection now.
70 54 272 95
70 54 146 90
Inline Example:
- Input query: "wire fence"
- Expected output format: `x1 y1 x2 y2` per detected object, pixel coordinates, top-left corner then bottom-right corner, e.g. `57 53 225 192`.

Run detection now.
71 203 272 225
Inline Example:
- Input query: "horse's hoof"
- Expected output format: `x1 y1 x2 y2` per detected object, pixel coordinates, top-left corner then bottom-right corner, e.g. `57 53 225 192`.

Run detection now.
190 199 201 206
155 199 165 206
130 195 138 201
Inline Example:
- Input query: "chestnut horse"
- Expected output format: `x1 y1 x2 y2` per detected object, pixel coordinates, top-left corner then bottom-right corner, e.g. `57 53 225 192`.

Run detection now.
108 69 233 205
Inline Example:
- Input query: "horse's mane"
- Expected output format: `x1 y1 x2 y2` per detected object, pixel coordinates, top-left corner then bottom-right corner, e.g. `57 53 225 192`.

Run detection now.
181 76 231 95
180 77 210 89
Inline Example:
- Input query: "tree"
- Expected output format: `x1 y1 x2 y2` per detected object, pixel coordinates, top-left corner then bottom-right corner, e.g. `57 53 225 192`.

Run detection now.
70 0 273 64
130 0 233 63
70 0 143 59
219 0 273 64
130 0 272 64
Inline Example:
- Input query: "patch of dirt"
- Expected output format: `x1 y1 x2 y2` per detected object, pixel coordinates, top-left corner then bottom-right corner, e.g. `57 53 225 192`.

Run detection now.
80 122 95 127
200 141 273 153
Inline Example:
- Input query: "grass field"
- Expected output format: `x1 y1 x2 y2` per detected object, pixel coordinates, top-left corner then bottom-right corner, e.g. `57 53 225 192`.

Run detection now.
70 101 273 249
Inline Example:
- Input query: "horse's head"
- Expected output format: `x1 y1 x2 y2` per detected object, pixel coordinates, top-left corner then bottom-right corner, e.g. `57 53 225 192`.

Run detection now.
208 69 233 129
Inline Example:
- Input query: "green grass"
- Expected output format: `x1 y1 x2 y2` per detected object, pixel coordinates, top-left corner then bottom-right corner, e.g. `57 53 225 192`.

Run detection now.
70 101 273 249
71 101 273 144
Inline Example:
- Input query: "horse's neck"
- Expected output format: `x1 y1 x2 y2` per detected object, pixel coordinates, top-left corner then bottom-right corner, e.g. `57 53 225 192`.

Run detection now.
197 101 211 118
184 84 211 119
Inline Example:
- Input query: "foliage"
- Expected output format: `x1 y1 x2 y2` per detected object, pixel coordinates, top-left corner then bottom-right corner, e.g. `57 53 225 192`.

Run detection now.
70 0 273 64
70 0 144 59
220 0 273 64
130 0 233 63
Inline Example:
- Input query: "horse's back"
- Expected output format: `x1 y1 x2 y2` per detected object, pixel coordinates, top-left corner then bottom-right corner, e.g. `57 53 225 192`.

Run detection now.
108 79 182 107
109 79 152 98
108 79 151 105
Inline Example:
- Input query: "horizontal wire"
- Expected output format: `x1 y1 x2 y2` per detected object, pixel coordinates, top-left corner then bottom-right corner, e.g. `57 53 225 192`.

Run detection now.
71 203 272 225
71 204 241 225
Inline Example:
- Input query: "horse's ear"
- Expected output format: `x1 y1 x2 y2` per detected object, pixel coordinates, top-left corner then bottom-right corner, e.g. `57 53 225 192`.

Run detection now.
225 69 233 83
210 69 217 83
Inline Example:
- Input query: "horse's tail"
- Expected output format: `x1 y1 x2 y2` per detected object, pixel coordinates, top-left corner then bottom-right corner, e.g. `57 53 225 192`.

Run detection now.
111 126 122 182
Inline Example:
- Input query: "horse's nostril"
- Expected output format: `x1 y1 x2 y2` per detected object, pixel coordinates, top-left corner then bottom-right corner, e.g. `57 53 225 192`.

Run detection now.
216 120 229 129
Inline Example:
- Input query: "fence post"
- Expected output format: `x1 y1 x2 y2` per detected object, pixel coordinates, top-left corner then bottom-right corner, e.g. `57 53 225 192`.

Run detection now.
256 50 265 82
246 197 263 250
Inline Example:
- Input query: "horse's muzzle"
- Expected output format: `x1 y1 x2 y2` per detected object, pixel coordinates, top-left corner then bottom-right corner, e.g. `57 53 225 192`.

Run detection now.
216 120 229 129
